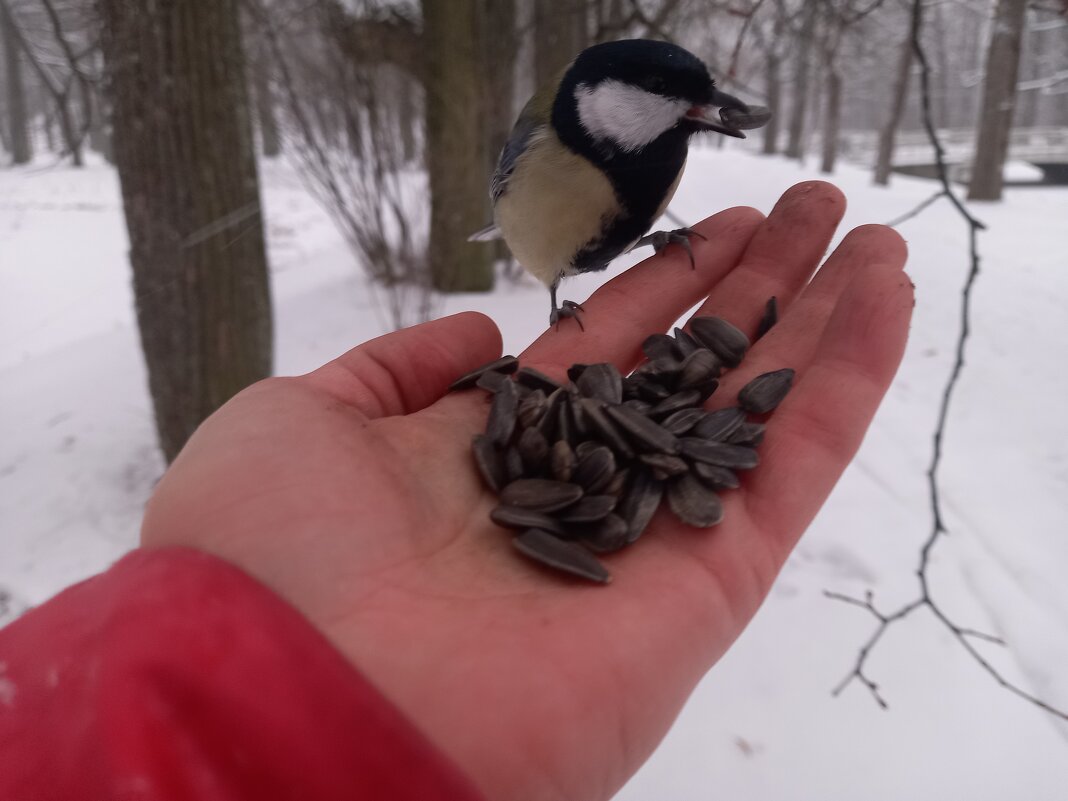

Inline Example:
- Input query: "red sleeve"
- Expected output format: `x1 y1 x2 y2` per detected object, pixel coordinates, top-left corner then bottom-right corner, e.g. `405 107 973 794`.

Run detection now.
0 548 485 801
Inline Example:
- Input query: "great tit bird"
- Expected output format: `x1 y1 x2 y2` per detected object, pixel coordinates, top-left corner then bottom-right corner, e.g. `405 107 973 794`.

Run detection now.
470 39 770 329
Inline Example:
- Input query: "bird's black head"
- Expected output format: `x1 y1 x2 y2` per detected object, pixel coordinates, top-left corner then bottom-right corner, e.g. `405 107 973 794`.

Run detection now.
552 39 751 158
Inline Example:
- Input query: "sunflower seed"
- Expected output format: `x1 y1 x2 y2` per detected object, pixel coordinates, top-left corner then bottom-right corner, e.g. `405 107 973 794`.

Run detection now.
639 453 689 477
690 316 749 367
558 494 618 523
500 478 584 512
580 398 635 458
513 529 611 584
605 404 680 454
550 440 576 482
517 389 547 429
448 355 519 391
636 380 672 402
574 514 629 553
623 398 653 415
720 104 772 131
567 363 589 383
667 474 724 527
678 349 721 389
518 427 550 473
692 406 747 441
679 438 760 470
673 327 701 357
572 444 616 493
536 387 565 440
691 462 740 490
486 378 518 445
574 440 602 460
476 370 513 394
472 435 505 492
650 389 702 418
693 378 720 403
757 296 778 339
632 356 683 385
556 396 573 443
576 363 623 404
642 333 679 361
516 366 563 393
619 470 663 543
660 407 706 435
738 368 795 414
604 468 629 497
490 505 565 535
728 422 766 447
505 445 525 481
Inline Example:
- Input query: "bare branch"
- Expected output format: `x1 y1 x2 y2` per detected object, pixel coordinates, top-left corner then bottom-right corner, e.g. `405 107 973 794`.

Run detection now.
827 0 1068 724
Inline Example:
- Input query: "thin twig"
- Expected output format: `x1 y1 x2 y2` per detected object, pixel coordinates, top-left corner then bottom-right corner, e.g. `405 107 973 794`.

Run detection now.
884 189 946 227
826 0 1068 723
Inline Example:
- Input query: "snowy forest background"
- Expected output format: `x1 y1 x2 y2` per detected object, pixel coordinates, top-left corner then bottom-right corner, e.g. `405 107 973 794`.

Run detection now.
2 0 1068 798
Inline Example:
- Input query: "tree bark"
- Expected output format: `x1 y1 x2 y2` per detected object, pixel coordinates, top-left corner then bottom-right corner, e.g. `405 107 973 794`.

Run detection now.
534 0 586 90
967 0 1028 201
479 0 518 265
0 0 31 164
422 0 493 292
252 39 281 157
784 2 815 160
873 25 914 186
98 0 273 463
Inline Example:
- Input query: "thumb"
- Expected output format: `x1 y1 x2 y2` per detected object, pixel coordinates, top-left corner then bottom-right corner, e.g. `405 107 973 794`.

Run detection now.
304 312 502 419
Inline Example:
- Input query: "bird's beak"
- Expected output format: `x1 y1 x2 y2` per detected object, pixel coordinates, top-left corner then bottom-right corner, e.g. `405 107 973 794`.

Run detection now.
687 87 772 139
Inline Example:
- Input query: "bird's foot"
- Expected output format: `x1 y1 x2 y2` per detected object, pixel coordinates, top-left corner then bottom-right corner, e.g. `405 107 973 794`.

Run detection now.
549 300 585 331
634 227 708 269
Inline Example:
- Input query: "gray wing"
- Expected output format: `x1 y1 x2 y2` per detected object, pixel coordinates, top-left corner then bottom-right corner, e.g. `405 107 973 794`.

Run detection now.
491 115 542 202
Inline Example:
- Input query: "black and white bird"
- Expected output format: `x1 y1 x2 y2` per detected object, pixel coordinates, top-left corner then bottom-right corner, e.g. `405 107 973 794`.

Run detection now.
471 39 770 329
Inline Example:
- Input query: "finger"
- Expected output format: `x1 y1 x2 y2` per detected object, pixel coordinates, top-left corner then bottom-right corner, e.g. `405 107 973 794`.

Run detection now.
687 181 846 337
521 205 765 377
711 225 909 409
741 264 915 553
303 312 503 419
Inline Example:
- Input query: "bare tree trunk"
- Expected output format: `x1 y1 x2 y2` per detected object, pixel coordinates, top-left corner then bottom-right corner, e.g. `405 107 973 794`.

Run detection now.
252 38 281 157
873 26 914 186
784 2 815 160
54 82 83 166
762 51 781 155
0 0 32 164
967 0 1028 201
422 0 493 292
820 67 841 174
480 0 517 265
534 0 585 89
99 0 273 463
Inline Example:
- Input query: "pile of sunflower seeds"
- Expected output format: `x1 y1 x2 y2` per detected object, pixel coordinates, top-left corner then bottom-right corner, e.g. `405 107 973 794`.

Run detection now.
449 314 794 584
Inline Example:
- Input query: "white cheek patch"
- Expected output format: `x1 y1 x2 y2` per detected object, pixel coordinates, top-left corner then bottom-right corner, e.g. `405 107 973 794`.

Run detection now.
575 80 689 153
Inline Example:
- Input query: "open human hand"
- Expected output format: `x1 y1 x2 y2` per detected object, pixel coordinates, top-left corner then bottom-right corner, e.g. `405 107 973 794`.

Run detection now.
141 181 913 801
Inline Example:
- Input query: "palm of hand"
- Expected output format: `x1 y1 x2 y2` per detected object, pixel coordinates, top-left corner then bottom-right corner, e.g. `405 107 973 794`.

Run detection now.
142 183 912 801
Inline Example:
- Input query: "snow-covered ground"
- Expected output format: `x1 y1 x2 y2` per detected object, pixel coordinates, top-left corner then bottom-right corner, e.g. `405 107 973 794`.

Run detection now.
2 146 1067 797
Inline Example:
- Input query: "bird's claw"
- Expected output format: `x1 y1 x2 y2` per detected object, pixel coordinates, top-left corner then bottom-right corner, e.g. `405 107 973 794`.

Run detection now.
550 300 585 332
635 227 708 269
